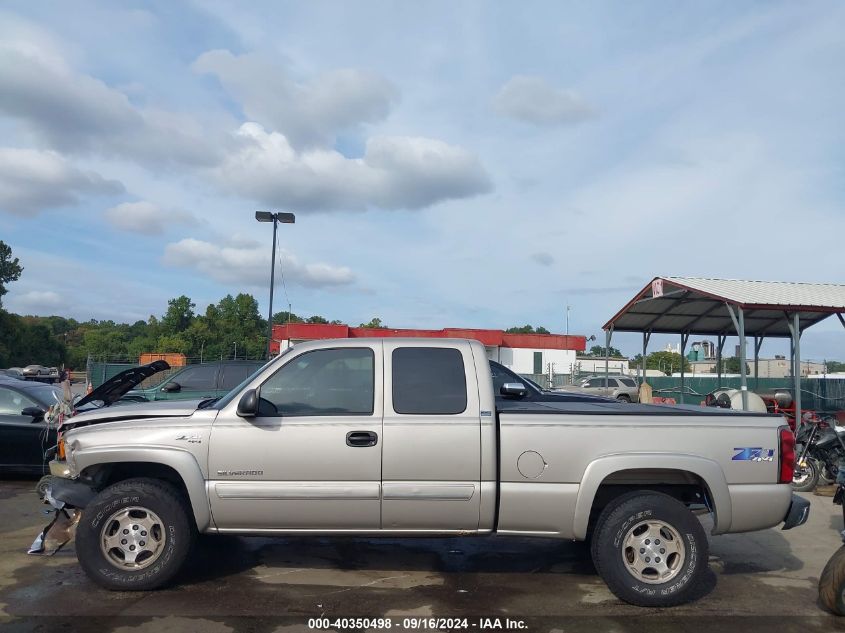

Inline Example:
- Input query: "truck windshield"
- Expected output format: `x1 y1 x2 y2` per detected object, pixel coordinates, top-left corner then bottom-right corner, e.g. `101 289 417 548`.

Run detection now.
212 347 294 409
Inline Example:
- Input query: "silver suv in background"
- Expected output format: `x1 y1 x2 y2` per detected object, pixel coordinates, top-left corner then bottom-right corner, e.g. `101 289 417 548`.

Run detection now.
558 375 640 402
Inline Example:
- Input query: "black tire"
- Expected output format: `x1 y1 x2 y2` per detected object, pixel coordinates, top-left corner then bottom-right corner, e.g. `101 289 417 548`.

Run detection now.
616 394 631 403
75 478 194 591
820 463 836 486
792 459 820 492
819 545 845 615
590 491 708 607
35 475 53 500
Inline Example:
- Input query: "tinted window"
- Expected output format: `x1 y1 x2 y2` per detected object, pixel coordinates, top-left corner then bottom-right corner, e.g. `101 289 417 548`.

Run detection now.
0 387 36 415
261 348 374 416
171 364 219 390
619 378 637 387
221 363 259 390
18 384 61 405
393 347 467 415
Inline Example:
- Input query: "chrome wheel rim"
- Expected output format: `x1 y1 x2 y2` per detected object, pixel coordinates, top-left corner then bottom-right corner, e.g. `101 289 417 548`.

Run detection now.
621 519 686 584
793 467 810 485
793 461 815 485
100 506 166 570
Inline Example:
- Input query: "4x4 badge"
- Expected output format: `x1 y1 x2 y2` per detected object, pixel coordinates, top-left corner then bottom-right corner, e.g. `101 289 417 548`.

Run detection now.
732 447 774 462
175 434 202 444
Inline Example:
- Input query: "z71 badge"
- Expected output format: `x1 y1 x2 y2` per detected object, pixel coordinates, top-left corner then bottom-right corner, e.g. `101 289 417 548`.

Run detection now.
732 447 775 462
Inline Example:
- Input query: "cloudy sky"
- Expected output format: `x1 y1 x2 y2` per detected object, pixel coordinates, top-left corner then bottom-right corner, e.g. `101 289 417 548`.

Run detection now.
1 1 843 360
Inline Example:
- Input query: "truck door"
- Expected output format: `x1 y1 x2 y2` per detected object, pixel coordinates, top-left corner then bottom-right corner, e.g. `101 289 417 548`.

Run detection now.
381 341 481 531
207 343 383 530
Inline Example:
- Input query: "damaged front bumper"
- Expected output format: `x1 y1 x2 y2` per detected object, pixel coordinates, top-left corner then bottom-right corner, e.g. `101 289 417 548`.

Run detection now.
27 469 96 556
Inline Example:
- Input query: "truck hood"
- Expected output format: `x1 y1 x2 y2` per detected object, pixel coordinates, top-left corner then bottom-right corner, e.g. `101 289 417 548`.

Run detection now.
74 360 170 409
63 398 202 430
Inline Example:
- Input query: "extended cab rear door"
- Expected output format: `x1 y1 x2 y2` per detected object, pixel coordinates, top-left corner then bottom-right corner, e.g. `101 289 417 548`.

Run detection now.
381 340 481 531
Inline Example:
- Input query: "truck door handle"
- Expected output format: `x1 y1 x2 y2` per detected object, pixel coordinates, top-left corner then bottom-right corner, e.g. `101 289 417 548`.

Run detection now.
346 431 378 447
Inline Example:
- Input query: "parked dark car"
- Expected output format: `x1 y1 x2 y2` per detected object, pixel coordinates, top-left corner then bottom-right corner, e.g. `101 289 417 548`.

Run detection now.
0 379 64 476
0 362 175 477
489 360 612 405
123 360 265 402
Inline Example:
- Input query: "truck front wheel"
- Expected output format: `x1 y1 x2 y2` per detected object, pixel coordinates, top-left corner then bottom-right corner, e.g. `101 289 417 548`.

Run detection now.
819 544 845 615
75 478 194 591
590 491 708 607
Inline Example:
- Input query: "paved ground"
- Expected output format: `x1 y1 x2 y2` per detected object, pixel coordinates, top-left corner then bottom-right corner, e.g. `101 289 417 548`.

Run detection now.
1 480 844 632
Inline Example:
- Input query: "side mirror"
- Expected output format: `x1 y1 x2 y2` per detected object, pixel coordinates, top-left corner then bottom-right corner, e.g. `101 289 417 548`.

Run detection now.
161 381 181 393
237 389 258 417
500 382 528 398
21 406 44 422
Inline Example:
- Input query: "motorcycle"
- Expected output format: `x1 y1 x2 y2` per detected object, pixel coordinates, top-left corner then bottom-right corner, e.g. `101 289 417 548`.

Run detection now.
793 413 843 492
817 425 845 615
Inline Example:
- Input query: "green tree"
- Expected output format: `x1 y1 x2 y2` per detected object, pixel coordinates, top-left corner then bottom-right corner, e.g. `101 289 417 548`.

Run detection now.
505 325 551 334
0 312 64 367
826 361 845 373
306 315 329 324
584 344 624 358
0 240 23 309
360 317 386 328
273 310 304 324
721 356 750 374
160 295 195 335
644 351 690 375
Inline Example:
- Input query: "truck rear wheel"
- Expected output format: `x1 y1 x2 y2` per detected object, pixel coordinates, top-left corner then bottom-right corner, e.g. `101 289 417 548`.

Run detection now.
75 478 194 591
590 491 708 607
819 544 845 615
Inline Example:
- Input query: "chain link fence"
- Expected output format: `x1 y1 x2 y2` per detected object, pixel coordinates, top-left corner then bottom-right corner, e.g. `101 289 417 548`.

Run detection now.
516 372 845 411
86 354 266 389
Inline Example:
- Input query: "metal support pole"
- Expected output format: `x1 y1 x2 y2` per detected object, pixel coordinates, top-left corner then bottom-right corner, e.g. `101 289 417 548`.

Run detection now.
725 303 748 410
641 331 651 386
265 217 278 360
791 313 802 429
753 336 764 389
604 328 613 391
716 334 726 389
680 332 689 404
738 308 748 410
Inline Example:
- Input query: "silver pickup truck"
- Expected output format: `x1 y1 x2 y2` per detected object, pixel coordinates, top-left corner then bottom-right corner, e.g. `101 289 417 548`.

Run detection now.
46 338 808 607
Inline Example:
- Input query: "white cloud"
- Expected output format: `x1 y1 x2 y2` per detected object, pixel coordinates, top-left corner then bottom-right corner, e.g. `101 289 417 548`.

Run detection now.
493 75 594 126
8 290 63 313
0 38 220 166
162 237 355 288
104 201 194 236
193 50 398 149
0 148 123 215
217 122 491 211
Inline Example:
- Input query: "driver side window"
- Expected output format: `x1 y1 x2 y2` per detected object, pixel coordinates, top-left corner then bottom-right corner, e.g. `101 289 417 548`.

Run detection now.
260 348 374 417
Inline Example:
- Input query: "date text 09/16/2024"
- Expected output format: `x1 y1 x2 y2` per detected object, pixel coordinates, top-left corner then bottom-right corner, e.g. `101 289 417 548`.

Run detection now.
307 618 527 630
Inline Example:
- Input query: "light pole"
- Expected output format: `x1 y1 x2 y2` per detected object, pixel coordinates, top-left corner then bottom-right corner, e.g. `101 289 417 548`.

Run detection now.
255 211 295 359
